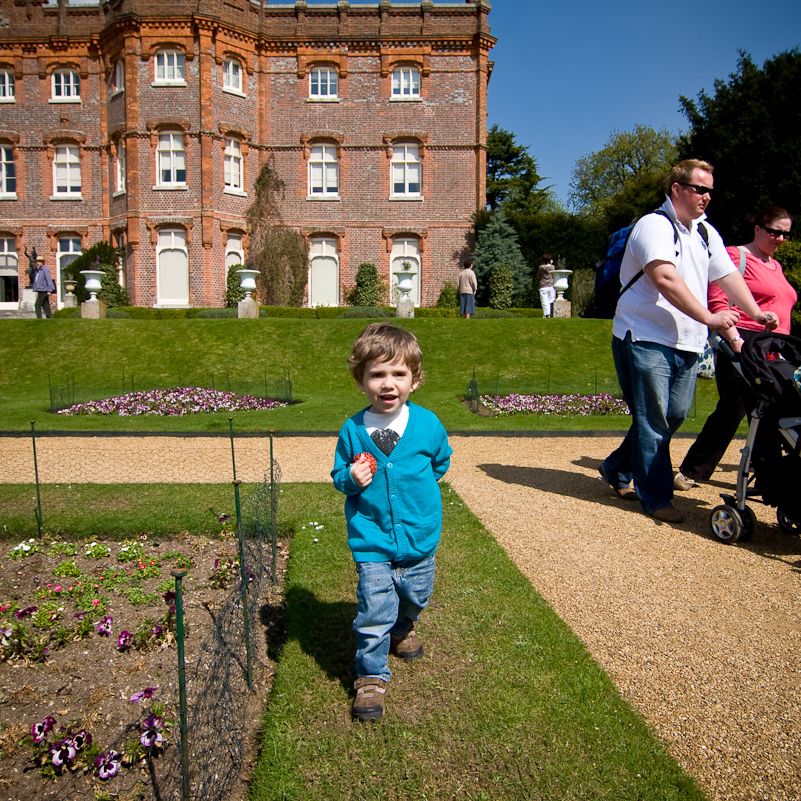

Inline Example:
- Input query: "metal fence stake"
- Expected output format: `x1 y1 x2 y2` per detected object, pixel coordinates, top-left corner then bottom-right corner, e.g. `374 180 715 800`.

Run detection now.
172 569 191 801
233 480 253 690
29 421 44 537
228 417 237 481
270 430 277 583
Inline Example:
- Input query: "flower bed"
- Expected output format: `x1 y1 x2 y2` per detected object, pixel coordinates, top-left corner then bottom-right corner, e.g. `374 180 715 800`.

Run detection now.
480 393 630 416
55 387 288 416
0 530 274 799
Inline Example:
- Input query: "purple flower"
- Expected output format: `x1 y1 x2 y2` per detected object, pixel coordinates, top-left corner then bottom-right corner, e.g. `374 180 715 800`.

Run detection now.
15 606 37 619
50 737 77 766
97 616 113 636
140 714 164 748
73 611 87 620
151 624 164 637
31 716 56 744
130 686 158 703
95 750 121 780
162 590 176 604
218 514 230 523
117 630 132 650
72 730 92 751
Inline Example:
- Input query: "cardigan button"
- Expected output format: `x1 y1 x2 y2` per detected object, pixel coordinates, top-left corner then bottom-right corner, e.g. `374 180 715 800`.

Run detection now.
387 462 393 469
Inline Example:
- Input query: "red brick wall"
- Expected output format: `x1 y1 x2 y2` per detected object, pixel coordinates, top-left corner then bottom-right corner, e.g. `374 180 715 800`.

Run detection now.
0 0 494 308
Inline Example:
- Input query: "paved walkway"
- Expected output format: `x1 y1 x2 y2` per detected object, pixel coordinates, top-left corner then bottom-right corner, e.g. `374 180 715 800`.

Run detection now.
3 432 800 801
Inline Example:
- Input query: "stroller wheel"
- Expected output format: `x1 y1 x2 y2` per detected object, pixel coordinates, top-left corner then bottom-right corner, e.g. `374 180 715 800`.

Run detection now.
739 506 757 542
777 508 801 536
710 505 744 543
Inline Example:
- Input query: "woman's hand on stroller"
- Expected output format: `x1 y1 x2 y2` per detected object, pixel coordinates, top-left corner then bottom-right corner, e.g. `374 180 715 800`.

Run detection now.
755 310 780 330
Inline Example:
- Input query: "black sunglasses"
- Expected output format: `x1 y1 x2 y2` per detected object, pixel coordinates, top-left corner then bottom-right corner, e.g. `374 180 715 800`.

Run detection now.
678 182 713 196
761 226 791 240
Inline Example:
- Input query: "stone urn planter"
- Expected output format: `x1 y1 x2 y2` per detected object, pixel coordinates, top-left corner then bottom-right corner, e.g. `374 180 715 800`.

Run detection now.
79 270 104 301
236 268 261 318
551 269 573 300
236 268 260 300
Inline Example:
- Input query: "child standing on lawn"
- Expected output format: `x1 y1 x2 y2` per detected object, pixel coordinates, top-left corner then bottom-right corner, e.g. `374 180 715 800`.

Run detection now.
331 323 452 721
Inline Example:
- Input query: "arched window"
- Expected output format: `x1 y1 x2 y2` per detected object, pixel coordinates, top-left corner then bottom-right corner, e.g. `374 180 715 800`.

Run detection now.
222 58 243 94
308 237 339 307
225 233 244 269
391 66 420 99
224 138 244 193
0 70 14 102
390 237 421 307
52 145 82 197
0 238 18 307
57 236 82 305
0 146 16 197
309 67 337 100
51 69 80 100
156 228 189 306
308 144 339 198
390 144 421 198
156 132 186 187
113 60 124 95
154 50 185 85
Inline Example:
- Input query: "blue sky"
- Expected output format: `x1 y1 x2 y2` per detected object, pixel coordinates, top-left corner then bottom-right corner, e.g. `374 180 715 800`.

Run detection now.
306 1 799 204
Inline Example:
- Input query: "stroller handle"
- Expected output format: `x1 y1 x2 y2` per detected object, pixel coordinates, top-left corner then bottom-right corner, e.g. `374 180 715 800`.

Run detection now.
708 331 739 363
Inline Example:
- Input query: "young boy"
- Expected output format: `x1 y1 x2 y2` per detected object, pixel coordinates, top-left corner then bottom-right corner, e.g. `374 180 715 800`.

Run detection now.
331 323 452 721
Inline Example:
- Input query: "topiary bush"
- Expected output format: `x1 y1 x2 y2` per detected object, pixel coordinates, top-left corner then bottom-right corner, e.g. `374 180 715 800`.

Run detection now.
435 279 459 309
225 264 246 307
488 263 514 310
346 263 381 307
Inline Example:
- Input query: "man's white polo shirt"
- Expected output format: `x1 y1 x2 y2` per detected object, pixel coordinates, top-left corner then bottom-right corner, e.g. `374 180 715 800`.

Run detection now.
613 198 734 354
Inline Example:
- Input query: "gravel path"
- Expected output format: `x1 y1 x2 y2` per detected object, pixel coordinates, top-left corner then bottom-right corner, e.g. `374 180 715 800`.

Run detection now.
3 432 800 800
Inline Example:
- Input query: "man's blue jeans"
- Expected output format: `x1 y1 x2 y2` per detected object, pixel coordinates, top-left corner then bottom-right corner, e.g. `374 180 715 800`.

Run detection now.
354 554 435 682
603 333 698 514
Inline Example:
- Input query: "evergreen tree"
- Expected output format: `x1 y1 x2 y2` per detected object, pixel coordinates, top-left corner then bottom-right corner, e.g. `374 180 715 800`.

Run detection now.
471 211 530 305
225 263 245 307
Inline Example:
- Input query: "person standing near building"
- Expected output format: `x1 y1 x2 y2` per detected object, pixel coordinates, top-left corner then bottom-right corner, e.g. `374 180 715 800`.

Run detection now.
537 255 556 318
32 255 56 319
456 258 478 319
598 159 778 524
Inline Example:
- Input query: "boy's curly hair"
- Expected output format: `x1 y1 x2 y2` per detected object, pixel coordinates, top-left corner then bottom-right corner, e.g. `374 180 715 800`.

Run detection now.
348 323 424 385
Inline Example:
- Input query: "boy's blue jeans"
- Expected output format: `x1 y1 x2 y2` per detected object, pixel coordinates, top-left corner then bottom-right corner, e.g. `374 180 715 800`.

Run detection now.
354 554 435 682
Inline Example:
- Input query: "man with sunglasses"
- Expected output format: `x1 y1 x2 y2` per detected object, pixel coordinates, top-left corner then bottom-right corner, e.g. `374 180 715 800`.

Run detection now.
599 159 779 524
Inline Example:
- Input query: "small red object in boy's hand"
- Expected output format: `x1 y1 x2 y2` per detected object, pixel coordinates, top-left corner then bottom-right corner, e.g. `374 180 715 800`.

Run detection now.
353 453 377 475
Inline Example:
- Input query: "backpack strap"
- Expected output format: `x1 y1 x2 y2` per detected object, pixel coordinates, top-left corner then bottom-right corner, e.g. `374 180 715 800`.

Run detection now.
618 210 679 299
729 246 748 309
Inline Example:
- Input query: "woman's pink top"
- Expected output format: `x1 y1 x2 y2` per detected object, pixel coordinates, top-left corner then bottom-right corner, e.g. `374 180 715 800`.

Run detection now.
708 246 796 335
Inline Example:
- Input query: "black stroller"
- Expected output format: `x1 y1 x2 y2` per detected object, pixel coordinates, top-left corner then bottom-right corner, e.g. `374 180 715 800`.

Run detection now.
709 332 801 543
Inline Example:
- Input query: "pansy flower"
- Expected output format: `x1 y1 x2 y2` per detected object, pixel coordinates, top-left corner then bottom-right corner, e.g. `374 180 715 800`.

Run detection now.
72 730 92 751
151 624 164 637
162 590 176 604
50 737 77 766
15 606 37 619
140 714 164 748
31 716 57 744
117 630 132 650
97 616 113 636
130 686 158 703
218 514 230 523
95 750 121 780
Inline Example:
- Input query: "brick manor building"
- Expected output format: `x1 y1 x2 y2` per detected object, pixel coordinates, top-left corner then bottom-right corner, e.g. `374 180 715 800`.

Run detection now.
0 0 494 310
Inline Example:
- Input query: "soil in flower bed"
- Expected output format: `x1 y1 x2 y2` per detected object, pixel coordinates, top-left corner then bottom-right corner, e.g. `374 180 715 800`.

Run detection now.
0 533 286 801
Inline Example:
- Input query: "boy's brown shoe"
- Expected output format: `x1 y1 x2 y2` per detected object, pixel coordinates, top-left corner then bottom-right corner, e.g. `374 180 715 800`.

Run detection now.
352 678 387 722
390 628 423 661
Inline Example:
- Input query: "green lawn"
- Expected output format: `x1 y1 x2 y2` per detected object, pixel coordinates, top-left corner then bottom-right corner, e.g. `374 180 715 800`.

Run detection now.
0 317 722 432
250 483 707 801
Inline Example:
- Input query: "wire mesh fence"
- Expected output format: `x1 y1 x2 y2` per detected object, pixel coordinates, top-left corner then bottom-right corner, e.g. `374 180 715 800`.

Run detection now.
52 464 281 801
48 369 293 413
464 367 625 413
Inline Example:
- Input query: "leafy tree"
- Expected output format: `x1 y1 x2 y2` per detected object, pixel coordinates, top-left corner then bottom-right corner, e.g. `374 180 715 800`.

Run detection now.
678 49 801 242
246 159 309 307
346 263 381 307
435 279 459 309
471 211 530 304
569 124 677 223
486 124 549 214
775 241 801 335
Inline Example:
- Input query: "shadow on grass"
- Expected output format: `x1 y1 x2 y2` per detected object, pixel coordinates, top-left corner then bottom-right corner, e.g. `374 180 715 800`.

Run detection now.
281 585 356 693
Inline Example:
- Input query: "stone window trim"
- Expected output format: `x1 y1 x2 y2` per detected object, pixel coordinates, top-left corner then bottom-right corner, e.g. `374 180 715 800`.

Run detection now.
42 60 89 81
144 42 193 63
382 228 428 254
145 217 194 246
218 123 251 145
382 132 428 160
45 227 88 256
0 131 20 146
0 228 23 253
220 220 249 252
296 52 348 79
43 130 87 148
215 49 252 75
0 62 22 81
301 227 346 241
300 130 344 159
380 52 431 79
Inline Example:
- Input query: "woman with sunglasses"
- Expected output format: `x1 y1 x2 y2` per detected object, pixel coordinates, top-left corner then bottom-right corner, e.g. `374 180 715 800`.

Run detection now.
676 205 796 490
